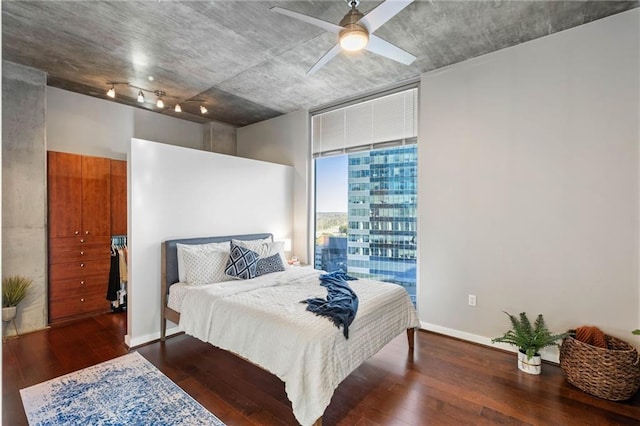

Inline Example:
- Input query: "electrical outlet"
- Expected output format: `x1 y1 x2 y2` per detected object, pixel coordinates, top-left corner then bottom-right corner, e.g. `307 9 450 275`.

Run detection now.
468 294 477 307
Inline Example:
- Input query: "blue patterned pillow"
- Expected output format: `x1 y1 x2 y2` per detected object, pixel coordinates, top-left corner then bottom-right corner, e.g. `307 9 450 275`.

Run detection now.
225 243 259 280
256 253 286 277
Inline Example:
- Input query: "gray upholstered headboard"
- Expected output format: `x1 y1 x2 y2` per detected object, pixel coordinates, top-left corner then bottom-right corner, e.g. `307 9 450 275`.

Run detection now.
162 233 273 293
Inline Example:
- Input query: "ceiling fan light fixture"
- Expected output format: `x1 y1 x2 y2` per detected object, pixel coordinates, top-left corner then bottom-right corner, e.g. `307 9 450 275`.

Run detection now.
339 26 369 51
338 3 368 52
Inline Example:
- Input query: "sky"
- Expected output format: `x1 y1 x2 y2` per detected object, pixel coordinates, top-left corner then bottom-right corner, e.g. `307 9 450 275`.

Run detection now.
315 155 348 213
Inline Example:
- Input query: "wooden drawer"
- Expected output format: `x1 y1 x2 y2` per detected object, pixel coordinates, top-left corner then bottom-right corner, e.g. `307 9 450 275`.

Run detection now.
49 237 110 264
49 258 111 281
49 290 110 321
49 275 108 300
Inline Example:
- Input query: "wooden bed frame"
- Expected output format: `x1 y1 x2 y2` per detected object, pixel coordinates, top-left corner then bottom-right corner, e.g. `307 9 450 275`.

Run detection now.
160 233 415 426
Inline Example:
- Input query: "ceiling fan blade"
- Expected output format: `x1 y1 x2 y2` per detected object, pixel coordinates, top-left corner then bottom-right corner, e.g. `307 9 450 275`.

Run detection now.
359 0 414 33
307 44 342 75
366 34 416 65
270 7 343 34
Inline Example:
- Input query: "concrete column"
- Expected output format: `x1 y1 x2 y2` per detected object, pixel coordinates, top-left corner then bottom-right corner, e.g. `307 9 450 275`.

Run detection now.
2 61 48 335
203 121 237 155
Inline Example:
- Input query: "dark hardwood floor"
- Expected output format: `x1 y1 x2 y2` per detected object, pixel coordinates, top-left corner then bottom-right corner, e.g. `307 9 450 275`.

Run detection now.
3 313 640 425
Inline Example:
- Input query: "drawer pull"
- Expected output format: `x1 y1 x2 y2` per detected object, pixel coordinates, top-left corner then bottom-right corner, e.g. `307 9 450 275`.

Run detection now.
80 251 85 256
80 298 85 302
80 263 85 268
75 231 79 235
85 231 90 235
80 281 85 285
80 239 85 243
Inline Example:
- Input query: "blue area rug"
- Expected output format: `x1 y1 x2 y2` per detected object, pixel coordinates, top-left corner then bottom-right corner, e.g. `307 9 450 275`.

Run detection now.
20 352 226 426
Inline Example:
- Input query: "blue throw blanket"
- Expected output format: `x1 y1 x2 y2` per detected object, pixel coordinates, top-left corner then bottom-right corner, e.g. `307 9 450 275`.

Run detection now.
302 271 359 339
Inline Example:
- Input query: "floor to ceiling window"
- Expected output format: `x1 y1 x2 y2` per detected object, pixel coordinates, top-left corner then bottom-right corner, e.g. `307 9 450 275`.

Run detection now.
313 87 418 304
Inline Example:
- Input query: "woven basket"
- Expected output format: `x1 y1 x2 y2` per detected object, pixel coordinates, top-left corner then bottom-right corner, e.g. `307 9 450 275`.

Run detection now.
560 334 640 401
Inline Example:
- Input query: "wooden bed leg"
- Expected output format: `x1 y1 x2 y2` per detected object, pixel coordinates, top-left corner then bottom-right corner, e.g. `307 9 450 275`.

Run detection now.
312 416 322 426
407 328 415 350
160 316 166 341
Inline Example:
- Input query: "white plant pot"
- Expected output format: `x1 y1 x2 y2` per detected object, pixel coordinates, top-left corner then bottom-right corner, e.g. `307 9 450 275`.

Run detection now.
518 350 542 375
2 306 17 322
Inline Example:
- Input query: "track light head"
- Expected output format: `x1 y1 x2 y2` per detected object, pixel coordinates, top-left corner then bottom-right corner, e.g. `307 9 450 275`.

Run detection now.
107 86 116 98
174 104 182 113
137 91 145 103
154 90 166 108
200 105 208 114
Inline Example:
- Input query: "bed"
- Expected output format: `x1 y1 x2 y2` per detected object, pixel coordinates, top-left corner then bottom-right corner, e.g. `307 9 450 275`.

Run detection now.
160 233 420 426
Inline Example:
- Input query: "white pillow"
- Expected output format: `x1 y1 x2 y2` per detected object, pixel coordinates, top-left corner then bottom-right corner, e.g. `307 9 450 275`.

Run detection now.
233 239 288 269
231 236 272 252
182 248 233 285
176 241 230 282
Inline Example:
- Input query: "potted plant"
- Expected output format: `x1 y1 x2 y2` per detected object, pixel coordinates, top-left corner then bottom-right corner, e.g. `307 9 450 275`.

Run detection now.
492 311 568 375
2 275 32 322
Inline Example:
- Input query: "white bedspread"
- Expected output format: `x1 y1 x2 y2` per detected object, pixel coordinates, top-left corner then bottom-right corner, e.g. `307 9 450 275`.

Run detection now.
179 267 420 426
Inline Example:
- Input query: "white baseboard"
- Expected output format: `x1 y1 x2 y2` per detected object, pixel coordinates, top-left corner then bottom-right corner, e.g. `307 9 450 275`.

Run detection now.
125 325 181 348
419 321 560 364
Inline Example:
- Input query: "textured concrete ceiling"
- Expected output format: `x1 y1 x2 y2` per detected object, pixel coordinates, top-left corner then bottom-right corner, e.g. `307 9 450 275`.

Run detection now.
2 1 638 127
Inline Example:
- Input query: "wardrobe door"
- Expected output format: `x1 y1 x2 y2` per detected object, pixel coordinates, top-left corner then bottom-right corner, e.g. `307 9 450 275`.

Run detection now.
48 152 82 238
81 156 111 237
48 152 113 323
110 159 127 235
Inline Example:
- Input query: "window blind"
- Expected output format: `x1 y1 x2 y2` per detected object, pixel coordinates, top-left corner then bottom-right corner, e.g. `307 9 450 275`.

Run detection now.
312 87 417 157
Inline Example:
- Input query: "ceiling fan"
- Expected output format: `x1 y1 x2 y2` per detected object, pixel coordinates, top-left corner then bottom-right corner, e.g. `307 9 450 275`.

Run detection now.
271 0 416 75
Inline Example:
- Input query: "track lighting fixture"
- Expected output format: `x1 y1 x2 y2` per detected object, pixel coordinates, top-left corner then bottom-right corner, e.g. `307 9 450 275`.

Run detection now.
105 81 209 117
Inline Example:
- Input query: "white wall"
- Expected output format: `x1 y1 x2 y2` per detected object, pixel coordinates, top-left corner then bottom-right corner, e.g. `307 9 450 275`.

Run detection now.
128 139 293 346
237 110 310 263
47 87 204 159
133 108 204 150
419 9 640 358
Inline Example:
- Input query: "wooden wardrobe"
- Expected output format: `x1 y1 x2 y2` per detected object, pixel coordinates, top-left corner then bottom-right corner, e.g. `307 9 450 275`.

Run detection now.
47 151 127 323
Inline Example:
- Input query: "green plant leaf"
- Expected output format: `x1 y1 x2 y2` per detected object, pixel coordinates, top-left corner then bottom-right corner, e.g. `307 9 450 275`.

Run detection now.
492 311 568 360
2 275 32 307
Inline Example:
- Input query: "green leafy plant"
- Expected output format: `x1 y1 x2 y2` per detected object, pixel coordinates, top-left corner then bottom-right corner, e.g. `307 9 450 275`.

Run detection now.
2 275 32 307
633 330 640 336
491 311 568 360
